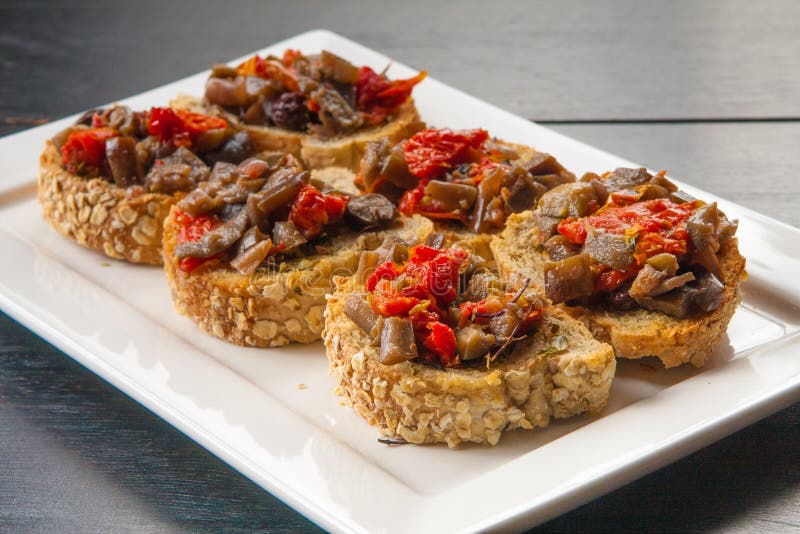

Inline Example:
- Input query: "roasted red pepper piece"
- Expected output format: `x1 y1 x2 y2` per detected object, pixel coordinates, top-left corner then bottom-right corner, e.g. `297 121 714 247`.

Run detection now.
236 54 300 92
419 321 458 367
356 66 426 125
288 184 349 239
60 127 118 175
173 209 223 272
402 128 489 180
147 107 227 148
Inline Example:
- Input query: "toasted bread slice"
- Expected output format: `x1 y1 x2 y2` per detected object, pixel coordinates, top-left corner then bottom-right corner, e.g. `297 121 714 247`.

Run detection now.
324 279 616 447
163 200 433 347
491 210 746 368
171 94 425 172
38 140 174 264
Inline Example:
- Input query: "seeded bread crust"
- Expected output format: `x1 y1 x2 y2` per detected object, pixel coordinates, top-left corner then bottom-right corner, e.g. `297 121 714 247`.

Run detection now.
491 210 746 368
171 94 425 172
323 282 616 447
38 140 174 265
163 205 433 347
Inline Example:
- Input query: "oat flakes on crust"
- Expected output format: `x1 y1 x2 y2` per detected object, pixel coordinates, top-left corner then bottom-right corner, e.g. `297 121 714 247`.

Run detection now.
171 94 425 172
491 210 746 368
323 281 616 447
163 209 433 347
38 140 174 265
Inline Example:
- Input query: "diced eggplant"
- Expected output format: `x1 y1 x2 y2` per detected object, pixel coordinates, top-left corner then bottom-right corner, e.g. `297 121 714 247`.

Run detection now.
506 173 547 213
646 253 679 275
344 292 381 337
345 194 395 228
693 271 726 312
210 64 238 78
311 87 363 135
319 50 360 84
424 181 478 212
105 136 138 187
527 152 568 177
144 147 210 193
205 76 250 107
174 208 248 259
583 228 633 270
669 190 696 204
462 272 505 301
359 139 389 192
532 212 562 241
631 287 695 318
543 235 580 261
537 182 597 218
355 250 380 287
230 238 271 274
469 166 506 233
374 235 409 264
271 220 307 251
544 253 593 303
602 167 653 192
205 130 254 164
688 203 723 279
456 325 496 360
379 317 418 364
381 143 419 190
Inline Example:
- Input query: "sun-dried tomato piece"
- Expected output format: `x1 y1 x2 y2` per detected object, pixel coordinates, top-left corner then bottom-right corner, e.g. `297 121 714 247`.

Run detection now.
60 127 118 175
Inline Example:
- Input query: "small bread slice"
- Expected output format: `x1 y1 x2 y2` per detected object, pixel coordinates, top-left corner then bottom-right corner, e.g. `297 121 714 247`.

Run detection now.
163 203 433 347
324 280 616 447
171 94 425 172
491 210 746 368
38 140 173 264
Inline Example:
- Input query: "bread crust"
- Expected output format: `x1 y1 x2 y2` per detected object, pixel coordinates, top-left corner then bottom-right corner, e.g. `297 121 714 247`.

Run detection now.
323 282 616 447
38 140 175 264
491 210 746 368
163 209 433 347
171 95 424 172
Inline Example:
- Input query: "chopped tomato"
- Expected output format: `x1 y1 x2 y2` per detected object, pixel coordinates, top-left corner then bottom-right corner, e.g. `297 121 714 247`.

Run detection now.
402 128 489 180
356 66 426 125
281 48 303 68
557 217 587 244
236 54 299 91
288 184 349 239
148 107 227 148
366 262 400 292
173 209 223 272
397 183 427 216
60 127 118 175
419 321 458 367
323 192 349 222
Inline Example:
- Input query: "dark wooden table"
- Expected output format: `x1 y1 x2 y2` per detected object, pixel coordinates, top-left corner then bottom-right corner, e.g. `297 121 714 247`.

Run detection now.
1 1 798 531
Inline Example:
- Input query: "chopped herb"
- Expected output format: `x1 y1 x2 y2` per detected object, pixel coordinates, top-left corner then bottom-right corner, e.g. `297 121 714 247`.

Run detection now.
537 335 569 356
294 286 303 295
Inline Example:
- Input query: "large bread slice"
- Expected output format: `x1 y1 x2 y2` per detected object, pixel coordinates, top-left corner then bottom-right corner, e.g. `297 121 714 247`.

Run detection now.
163 204 433 347
323 279 616 447
38 140 173 264
491 210 746 368
171 94 425 172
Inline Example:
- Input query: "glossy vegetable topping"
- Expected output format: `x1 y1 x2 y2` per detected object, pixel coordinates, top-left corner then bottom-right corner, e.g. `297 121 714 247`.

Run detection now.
148 107 228 147
356 128 576 233
173 154 394 274
357 244 543 368
55 105 253 193
538 167 738 317
61 128 118 175
173 210 223 272
205 49 425 136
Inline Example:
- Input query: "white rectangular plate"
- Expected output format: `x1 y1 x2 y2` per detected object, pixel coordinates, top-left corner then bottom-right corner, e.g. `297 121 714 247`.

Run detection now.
1 30 798 533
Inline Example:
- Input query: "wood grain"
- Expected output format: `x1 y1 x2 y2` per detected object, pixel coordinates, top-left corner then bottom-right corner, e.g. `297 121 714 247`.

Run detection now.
1 0 799 531
1 0 799 122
